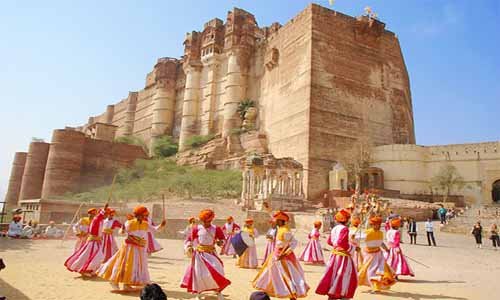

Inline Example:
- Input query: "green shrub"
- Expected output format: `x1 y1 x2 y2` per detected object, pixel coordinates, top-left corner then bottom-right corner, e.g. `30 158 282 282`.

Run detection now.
152 136 178 158
237 99 255 119
115 135 148 153
185 134 215 149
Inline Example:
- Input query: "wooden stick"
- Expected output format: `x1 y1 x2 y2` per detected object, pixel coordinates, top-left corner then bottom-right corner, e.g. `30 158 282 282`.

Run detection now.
107 174 118 203
60 202 84 246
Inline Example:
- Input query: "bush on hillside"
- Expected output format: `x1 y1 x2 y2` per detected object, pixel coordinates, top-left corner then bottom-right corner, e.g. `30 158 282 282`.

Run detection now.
185 134 215 149
115 135 149 153
152 136 178 158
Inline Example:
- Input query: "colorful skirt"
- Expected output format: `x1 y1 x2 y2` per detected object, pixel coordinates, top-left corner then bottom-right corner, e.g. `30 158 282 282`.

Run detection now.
74 235 87 252
237 245 258 269
181 251 231 294
98 242 150 285
102 232 118 263
65 239 104 273
220 233 236 256
358 250 397 291
384 247 414 276
262 239 275 264
349 244 364 271
315 250 357 299
253 252 309 298
147 232 162 254
299 239 324 264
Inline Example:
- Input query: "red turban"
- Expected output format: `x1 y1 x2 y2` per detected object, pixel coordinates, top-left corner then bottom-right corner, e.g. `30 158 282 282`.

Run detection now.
273 211 290 222
390 218 401 228
335 209 351 223
199 209 215 222
314 221 322 228
245 218 254 225
227 216 234 222
351 216 361 227
133 206 149 217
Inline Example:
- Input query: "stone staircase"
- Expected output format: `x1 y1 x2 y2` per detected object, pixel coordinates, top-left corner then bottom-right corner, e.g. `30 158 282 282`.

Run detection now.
441 205 500 234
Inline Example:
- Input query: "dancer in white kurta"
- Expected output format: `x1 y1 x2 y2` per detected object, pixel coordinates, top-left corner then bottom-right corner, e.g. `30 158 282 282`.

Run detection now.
72 209 96 252
299 221 325 264
262 220 277 264
348 215 364 271
145 216 163 254
237 219 259 269
181 209 230 300
220 216 240 257
101 209 123 263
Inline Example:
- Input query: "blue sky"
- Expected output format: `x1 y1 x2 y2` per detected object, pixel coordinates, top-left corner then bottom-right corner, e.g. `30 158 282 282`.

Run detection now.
0 0 499 199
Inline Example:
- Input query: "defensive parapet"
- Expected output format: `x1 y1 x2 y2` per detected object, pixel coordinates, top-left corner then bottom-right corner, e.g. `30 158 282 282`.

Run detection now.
19 141 50 200
4 152 27 211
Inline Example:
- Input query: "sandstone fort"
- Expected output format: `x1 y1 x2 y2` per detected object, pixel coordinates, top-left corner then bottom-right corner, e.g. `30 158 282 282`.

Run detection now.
4 4 500 217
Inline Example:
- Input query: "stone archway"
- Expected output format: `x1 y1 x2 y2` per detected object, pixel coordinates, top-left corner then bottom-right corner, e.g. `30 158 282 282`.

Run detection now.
492 180 500 203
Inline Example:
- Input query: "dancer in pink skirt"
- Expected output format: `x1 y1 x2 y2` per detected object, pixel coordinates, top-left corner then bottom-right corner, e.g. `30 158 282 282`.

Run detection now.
316 209 358 299
262 219 277 264
299 221 325 264
101 208 123 263
145 213 163 255
385 217 414 278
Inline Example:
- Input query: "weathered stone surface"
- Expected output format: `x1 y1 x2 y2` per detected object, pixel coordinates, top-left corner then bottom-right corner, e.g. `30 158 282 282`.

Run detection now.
4 152 27 211
19 142 50 201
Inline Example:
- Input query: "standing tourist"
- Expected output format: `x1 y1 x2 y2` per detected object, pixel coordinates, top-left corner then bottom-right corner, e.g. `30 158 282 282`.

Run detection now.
358 216 397 292
253 211 310 299
220 216 240 257
299 221 325 265
472 221 483 248
237 219 259 269
262 219 277 264
181 209 230 300
7 215 23 238
490 223 499 250
425 218 437 247
316 209 358 299
101 209 123 263
385 218 414 278
65 204 109 277
407 217 417 245
438 206 447 225
99 206 165 292
73 208 97 251
349 215 364 271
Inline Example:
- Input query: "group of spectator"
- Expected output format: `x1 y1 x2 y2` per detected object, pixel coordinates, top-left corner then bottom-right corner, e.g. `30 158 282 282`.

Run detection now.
4 217 64 239
471 221 500 250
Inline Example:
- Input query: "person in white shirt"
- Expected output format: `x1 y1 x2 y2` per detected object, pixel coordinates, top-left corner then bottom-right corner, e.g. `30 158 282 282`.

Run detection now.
425 218 437 246
7 216 23 238
44 221 64 239
20 221 34 239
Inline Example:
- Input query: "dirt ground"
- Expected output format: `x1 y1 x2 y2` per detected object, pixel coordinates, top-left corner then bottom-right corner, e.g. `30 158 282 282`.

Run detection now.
1 222 499 300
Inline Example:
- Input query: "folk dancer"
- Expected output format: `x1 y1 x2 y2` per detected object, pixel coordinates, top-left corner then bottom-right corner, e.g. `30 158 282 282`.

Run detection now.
181 209 231 300
262 219 277 264
384 217 414 278
181 217 197 239
299 221 325 265
98 206 166 292
64 204 109 276
220 216 240 257
101 209 123 263
348 215 364 271
7 215 23 238
316 209 358 299
145 212 163 255
253 211 310 299
72 208 97 251
237 219 259 269
358 216 397 292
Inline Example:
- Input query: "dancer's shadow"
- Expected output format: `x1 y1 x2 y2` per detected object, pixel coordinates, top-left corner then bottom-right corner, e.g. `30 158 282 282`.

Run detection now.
362 290 468 300
400 279 465 284
165 290 233 300
0 278 31 300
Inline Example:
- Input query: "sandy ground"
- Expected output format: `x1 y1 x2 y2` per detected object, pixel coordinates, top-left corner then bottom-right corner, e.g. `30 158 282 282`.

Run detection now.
1 222 499 300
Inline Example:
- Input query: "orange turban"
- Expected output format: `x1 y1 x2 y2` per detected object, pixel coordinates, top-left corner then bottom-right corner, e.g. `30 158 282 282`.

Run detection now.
227 216 234 222
390 218 401 228
12 215 21 221
369 215 383 225
335 209 351 223
273 210 290 222
87 208 97 215
269 218 276 224
105 208 115 216
199 209 215 222
351 216 361 227
314 221 322 228
188 217 196 223
245 218 254 225
126 214 134 220
133 205 149 217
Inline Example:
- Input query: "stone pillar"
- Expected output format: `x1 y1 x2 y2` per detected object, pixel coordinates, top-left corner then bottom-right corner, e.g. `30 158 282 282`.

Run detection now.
179 64 202 151
105 105 115 124
151 61 177 154
19 142 50 200
124 92 138 136
41 129 85 199
200 57 219 135
4 152 27 212
222 52 244 138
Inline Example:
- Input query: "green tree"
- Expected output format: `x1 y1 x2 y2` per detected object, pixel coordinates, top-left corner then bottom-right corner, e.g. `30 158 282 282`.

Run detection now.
152 136 178 158
430 164 465 203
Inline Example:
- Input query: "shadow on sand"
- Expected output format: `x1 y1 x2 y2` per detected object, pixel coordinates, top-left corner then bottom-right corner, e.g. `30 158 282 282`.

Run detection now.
0 278 31 300
362 290 468 300
165 290 232 300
